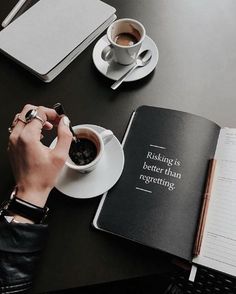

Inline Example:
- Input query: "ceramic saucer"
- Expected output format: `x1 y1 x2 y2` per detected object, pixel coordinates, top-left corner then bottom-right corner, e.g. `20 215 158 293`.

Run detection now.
50 124 124 199
92 35 159 82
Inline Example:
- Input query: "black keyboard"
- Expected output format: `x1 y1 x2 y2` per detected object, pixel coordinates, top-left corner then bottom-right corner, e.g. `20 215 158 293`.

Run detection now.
166 266 236 294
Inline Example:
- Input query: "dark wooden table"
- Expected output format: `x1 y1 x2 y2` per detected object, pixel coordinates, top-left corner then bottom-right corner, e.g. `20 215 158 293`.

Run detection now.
1 0 236 292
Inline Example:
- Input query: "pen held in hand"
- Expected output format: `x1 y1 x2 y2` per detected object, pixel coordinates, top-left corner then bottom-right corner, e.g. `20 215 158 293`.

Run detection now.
53 102 80 143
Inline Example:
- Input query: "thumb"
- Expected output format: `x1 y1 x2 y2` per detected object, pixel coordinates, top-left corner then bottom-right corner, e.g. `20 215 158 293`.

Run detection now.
53 116 72 161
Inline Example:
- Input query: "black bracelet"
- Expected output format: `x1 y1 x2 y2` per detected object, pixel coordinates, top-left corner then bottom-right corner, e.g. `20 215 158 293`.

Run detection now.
1 196 49 224
9 197 49 223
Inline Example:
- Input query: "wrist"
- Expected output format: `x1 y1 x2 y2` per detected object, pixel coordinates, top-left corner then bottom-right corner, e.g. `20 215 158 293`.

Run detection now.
16 185 51 208
0 187 50 224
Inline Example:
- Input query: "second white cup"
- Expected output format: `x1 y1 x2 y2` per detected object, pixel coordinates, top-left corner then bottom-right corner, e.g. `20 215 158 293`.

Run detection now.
102 18 146 65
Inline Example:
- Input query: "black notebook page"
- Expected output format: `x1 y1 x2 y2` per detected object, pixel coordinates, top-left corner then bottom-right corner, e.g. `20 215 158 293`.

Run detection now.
96 106 220 261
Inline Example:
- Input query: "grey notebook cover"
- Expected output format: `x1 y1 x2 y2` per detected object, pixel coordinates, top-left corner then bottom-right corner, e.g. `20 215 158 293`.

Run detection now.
0 0 116 81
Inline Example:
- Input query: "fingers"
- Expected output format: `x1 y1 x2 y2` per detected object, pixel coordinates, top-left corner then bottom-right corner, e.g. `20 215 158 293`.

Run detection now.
8 104 72 163
9 104 33 144
27 106 59 126
52 116 72 165
23 106 52 139
9 105 59 143
44 121 53 130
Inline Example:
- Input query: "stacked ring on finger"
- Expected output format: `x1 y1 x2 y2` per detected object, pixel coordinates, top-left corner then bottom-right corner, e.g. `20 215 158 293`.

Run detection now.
25 108 46 126
8 114 27 134
17 115 27 124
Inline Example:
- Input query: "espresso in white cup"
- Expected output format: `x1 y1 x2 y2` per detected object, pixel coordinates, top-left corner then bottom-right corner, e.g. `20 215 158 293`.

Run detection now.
102 18 146 65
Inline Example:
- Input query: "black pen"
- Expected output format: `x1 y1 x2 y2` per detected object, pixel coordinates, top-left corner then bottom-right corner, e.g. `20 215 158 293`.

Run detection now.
53 102 79 143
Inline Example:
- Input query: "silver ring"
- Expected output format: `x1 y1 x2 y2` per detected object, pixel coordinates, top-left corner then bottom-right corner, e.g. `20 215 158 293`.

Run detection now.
25 109 45 126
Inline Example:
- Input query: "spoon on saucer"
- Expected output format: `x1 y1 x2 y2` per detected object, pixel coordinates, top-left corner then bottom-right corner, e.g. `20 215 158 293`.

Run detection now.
111 49 152 90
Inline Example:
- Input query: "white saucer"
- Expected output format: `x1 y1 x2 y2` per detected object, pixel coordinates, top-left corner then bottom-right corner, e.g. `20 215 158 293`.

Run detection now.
92 35 159 82
50 124 124 199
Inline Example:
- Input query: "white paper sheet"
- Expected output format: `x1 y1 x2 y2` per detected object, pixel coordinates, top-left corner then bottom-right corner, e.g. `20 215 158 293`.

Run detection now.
193 128 236 277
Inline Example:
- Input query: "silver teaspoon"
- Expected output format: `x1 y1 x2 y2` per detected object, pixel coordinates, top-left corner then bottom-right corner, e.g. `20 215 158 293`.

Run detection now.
111 49 152 90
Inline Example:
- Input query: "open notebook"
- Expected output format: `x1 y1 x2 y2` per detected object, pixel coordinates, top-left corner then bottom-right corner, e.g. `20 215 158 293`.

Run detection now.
93 106 236 278
0 0 116 82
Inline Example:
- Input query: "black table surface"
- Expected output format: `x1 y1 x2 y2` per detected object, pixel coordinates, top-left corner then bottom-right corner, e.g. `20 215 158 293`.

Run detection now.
1 0 236 292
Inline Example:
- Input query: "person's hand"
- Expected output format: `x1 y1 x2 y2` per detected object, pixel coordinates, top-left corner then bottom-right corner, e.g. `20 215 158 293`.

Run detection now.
8 104 72 209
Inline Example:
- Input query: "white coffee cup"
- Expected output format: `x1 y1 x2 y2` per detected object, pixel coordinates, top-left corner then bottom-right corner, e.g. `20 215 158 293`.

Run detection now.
66 126 113 173
102 18 146 65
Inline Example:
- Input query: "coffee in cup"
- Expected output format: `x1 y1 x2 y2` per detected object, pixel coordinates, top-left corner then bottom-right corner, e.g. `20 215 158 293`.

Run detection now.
69 138 97 166
102 18 146 65
66 126 113 173
114 31 141 46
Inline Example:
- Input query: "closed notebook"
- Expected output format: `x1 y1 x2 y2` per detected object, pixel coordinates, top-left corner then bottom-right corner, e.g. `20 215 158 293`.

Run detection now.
0 0 116 82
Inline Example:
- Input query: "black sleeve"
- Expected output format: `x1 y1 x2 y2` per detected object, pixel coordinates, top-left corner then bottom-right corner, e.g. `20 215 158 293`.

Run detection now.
0 222 48 293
